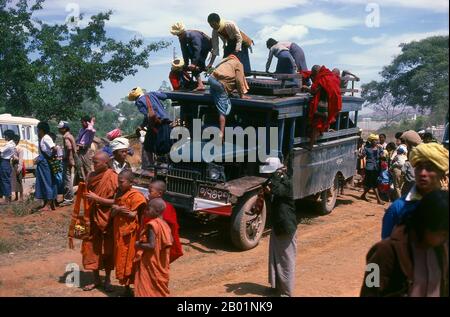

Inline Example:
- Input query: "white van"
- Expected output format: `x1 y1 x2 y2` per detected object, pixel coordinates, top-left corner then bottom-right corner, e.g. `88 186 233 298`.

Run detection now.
0 113 39 172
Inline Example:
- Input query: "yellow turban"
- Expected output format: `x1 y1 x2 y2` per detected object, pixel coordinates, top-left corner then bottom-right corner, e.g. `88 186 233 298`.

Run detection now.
171 58 185 71
410 142 449 172
170 22 185 36
367 134 379 142
128 87 144 101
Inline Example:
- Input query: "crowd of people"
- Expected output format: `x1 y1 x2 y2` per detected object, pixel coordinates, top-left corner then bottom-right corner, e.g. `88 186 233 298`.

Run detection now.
1 13 448 298
357 130 448 205
356 130 449 297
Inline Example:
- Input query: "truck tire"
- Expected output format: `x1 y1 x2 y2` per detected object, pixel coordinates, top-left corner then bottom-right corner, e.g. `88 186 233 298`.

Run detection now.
230 192 267 251
319 174 339 215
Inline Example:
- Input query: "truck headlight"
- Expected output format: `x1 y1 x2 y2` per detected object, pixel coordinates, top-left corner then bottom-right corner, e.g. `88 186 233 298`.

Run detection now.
208 164 225 181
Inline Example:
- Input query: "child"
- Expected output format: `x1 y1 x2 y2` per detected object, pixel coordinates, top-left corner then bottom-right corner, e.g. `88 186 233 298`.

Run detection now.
391 146 407 170
111 170 147 296
148 180 183 263
377 158 392 202
133 198 173 297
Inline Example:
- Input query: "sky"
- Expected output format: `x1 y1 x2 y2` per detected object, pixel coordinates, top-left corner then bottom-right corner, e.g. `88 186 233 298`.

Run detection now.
33 0 449 106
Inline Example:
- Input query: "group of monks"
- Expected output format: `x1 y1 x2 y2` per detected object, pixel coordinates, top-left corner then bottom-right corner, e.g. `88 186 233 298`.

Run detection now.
68 151 183 297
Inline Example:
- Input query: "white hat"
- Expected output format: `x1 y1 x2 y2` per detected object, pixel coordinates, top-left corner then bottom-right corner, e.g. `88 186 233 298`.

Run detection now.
259 157 284 174
110 137 129 152
57 121 69 129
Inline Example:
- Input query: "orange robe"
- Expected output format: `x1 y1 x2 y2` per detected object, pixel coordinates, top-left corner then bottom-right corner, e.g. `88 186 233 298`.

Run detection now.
113 188 147 285
81 169 118 271
134 217 173 297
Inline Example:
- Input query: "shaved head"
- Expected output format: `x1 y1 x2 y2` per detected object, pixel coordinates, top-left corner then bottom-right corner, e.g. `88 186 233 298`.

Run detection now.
119 169 134 182
311 65 321 74
150 180 166 193
94 151 110 163
93 151 111 173
148 198 166 215
332 68 340 76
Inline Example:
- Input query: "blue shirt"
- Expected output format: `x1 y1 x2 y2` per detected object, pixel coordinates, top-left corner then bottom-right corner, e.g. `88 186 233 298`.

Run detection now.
381 187 422 239
364 145 383 171
180 30 212 66
135 92 170 121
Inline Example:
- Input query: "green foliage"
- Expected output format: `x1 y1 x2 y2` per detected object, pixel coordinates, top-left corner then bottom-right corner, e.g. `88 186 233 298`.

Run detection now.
0 0 170 120
378 116 428 136
362 36 449 126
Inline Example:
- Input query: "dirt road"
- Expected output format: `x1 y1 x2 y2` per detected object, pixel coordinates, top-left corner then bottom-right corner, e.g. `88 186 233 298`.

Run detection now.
0 188 386 297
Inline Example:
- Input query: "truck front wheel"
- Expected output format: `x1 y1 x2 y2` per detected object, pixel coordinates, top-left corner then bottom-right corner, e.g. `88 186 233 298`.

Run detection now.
230 191 267 251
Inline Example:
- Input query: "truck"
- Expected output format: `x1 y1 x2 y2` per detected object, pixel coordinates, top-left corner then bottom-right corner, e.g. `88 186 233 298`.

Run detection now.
134 73 364 250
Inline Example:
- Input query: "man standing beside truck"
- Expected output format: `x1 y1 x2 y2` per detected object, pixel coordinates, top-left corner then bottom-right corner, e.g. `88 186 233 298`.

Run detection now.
261 156 297 297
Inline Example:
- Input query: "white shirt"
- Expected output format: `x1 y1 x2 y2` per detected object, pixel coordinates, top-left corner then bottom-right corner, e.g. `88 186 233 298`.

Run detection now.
39 135 55 157
211 20 243 56
405 185 423 202
112 159 129 174
0 140 16 160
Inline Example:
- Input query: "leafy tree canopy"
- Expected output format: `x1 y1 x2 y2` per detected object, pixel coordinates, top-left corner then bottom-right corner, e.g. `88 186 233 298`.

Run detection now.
0 0 170 120
362 36 449 125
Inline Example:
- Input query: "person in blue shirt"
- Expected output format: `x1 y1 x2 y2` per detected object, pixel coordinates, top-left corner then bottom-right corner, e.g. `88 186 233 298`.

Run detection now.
128 87 170 166
171 22 212 91
381 142 448 239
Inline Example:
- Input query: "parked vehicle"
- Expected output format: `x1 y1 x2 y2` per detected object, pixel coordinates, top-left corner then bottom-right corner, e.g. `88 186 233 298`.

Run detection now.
134 75 364 250
0 113 39 173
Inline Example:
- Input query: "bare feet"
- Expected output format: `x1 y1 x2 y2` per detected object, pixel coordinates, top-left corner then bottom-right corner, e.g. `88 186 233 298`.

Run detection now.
83 283 100 291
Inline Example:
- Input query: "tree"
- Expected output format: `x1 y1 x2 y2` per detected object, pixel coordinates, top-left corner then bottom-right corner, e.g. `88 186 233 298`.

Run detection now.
0 0 170 120
362 35 448 126
116 99 143 135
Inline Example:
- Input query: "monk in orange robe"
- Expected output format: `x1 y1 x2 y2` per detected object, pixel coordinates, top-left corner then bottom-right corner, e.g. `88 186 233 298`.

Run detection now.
80 151 118 292
148 180 183 263
134 198 172 297
111 170 146 295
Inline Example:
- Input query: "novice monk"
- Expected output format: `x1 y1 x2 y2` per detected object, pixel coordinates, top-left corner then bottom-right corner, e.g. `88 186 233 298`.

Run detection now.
134 198 173 297
80 151 119 292
89 170 147 295
148 180 183 263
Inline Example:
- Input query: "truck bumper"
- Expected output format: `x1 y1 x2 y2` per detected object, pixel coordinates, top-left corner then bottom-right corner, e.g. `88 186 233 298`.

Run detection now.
193 198 233 216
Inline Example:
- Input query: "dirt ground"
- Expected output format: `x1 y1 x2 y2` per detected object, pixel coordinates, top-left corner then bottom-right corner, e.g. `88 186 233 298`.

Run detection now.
0 186 386 297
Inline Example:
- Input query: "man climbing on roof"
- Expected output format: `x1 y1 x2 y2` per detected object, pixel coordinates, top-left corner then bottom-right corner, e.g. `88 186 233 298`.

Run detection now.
170 22 212 91
206 13 253 75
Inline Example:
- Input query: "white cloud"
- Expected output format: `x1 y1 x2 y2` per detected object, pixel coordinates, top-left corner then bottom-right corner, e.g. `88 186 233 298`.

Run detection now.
256 24 309 42
288 12 361 30
337 29 449 83
327 0 449 12
351 35 387 45
39 0 309 38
